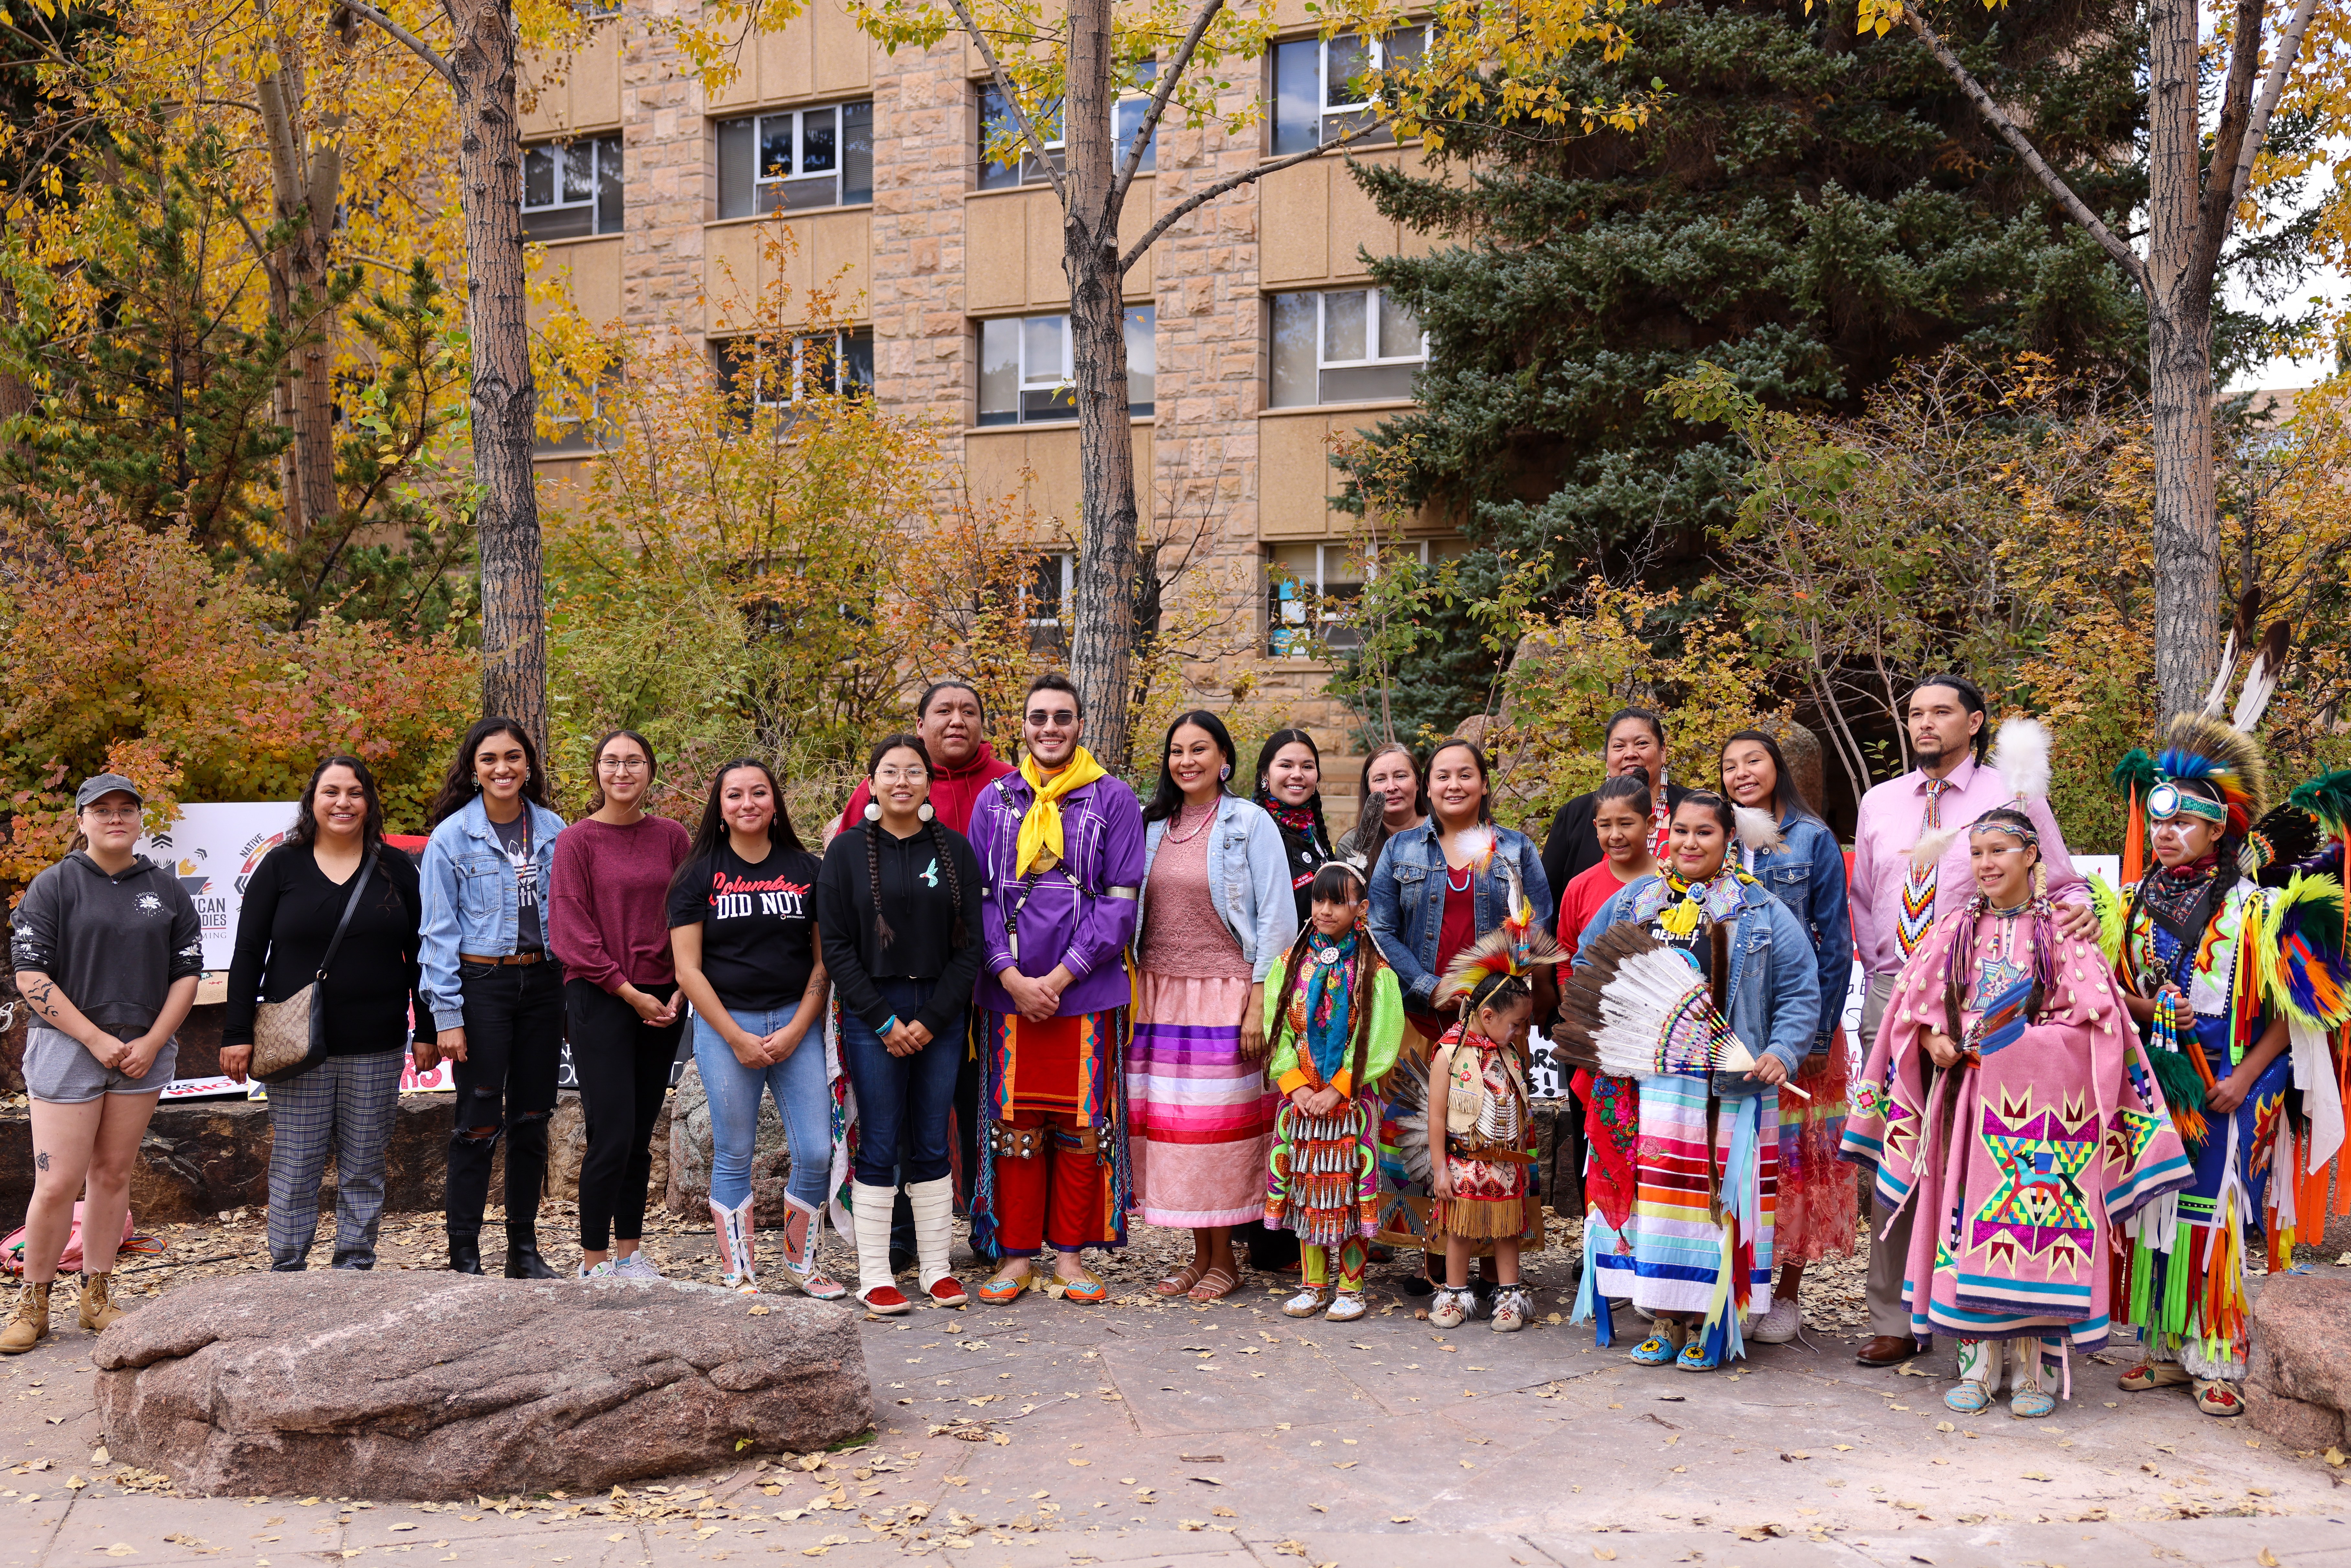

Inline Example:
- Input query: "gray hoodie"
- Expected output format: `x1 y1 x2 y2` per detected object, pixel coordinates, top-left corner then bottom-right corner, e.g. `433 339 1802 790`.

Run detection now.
9 852 204 1038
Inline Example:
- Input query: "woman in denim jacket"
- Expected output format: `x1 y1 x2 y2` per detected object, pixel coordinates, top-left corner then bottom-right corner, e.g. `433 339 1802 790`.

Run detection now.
1719 728 1856 1344
1569 791 1821 1371
417 717 569 1278
1129 711 1299 1300
1365 738 1553 1293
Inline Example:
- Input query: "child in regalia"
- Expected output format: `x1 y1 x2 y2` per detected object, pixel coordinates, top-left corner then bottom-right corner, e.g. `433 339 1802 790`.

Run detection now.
1262 862 1406 1322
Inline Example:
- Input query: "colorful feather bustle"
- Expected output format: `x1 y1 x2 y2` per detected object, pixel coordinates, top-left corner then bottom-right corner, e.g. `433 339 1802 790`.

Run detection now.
2257 874 2351 1032
2289 769 2351 838
2244 800 2324 885
2089 874 2126 965
2153 713 2270 836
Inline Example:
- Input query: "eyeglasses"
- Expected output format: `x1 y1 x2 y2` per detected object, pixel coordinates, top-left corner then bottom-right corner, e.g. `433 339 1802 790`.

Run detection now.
597 756 651 772
83 806 140 823
1026 709 1078 727
874 764 928 782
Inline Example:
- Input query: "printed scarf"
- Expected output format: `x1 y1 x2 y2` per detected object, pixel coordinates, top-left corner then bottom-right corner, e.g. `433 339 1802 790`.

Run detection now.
1299 932 1358 1083
1015 746 1108 877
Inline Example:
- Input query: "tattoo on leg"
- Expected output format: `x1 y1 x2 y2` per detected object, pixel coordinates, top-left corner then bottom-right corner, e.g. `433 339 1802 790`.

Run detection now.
33 1150 49 1171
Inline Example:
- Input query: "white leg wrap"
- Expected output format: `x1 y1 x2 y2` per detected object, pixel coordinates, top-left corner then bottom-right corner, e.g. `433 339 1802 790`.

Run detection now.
908 1175 955 1292
851 1183 899 1297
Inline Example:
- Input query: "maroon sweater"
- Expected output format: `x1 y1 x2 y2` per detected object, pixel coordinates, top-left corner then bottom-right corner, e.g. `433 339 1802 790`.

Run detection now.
549 815 693 993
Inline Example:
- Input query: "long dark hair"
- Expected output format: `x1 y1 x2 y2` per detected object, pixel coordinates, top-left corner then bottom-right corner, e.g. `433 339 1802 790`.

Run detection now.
1144 709 1237 824
426 717 550 828
859 732 969 954
584 728 657 814
1264 861 1383 1093
1426 737 1494 824
670 757 806 901
294 754 386 851
1350 742 1425 869
1255 727 1332 852
1720 729 1819 822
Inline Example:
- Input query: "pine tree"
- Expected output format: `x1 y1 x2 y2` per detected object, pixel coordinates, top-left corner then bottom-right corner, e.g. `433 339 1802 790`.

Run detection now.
1339 0 2223 737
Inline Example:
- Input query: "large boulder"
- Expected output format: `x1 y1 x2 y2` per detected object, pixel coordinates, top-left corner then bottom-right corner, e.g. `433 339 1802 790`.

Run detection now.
665 1060 797 1224
548 1092 674 1205
94 1270 871 1498
2246 1271 2351 1449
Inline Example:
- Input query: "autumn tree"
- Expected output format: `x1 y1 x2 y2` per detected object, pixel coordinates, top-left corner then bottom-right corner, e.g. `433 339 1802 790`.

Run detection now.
1867 0 2339 719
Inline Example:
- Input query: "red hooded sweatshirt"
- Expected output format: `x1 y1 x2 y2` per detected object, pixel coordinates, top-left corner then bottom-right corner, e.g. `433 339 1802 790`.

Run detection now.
835 740 1016 838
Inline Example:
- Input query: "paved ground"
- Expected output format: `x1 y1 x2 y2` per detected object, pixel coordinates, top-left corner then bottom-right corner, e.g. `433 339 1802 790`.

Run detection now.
2 1213 2345 1568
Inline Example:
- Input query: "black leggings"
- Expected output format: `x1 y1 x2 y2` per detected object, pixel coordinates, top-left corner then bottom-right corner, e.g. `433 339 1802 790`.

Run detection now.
566 978 684 1252
446 960 564 1237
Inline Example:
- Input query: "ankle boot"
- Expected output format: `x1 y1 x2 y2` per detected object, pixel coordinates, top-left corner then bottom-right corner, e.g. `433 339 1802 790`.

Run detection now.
775 1192 847 1300
907 1175 965 1307
710 1194 759 1292
78 1273 124 1332
852 1183 911 1313
0 1282 51 1353
505 1223 556 1279
448 1231 484 1275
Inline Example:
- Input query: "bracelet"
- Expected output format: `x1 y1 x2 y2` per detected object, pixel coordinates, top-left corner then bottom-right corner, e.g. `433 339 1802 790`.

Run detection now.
882 1016 901 1036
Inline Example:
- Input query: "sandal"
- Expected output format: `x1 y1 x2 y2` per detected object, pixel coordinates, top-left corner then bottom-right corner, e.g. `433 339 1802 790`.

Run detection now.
1188 1264 1240 1302
1155 1263 1206 1298
1944 1380 1996 1415
2193 1378 2245 1418
2119 1361 2191 1391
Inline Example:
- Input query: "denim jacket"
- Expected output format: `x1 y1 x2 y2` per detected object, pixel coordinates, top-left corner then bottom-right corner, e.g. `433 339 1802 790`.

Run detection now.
1367 821 1555 1012
1739 811 1851 1055
1573 872 1822 1093
418 796 568 1021
1139 795 1299 982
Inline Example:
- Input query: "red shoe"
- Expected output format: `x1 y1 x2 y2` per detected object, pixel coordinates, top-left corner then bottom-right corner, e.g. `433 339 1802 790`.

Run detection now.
858 1284 914 1316
927 1275 969 1308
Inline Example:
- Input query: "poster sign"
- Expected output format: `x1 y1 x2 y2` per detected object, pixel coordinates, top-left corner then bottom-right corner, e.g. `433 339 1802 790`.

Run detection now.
136 801 301 972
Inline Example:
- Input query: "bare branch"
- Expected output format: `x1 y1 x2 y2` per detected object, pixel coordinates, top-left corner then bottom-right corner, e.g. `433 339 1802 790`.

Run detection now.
2221 0 2323 227
1120 121 1388 274
1112 0 1223 206
945 0 1068 205
1900 7 2146 291
2196 0 2268 275
339 0 454 84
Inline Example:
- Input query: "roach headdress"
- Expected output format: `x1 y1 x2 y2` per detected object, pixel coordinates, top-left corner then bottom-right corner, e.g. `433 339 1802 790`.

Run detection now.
1435 924 1564 1014
2150 712 2270 839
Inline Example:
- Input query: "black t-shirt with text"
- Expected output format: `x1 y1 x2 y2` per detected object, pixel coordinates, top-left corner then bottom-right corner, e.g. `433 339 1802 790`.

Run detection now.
494 811 543 953
667 841 822 1013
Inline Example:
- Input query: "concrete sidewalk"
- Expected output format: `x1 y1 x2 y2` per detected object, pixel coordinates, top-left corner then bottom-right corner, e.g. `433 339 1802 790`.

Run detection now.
2 1220 2344 1568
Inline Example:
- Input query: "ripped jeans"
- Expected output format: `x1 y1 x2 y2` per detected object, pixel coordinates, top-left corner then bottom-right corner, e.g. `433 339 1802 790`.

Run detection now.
445 958 565 1238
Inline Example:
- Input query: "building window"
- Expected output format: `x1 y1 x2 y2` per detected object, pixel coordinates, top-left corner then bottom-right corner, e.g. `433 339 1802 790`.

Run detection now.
977 65 1157 190
1023 551 1075 647
1268 287 1423 408
1266 542 1365 656
715 102 874 218
714 329 876 408
522 134 623 242
976 306 1154 425
1270 29 1425 155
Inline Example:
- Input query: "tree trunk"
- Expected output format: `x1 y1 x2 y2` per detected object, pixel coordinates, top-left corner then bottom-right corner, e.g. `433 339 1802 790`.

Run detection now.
1060 0 1140 768
253 27 344 547
2144 0 2221 720
444 0 549 754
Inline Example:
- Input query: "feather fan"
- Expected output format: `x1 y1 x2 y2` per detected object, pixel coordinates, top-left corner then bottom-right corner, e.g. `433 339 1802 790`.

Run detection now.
1554 924 1807 1096
1382 1052 1432 1188
1733 806 1785 853
1993 716 2051 802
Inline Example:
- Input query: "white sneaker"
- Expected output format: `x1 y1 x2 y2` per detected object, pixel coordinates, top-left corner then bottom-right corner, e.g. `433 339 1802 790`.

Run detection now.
578 1260 618 1280
1751 1294 1801 1344
615 1253 664 1281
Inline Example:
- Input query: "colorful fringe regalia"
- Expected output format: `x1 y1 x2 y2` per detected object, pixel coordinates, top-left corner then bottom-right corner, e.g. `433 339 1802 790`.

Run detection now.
1263 933 1404 1252
1844 895 2191 1369
1571 1066 1640 1318
969 1009 1135 1258
1429 1020 1539 1240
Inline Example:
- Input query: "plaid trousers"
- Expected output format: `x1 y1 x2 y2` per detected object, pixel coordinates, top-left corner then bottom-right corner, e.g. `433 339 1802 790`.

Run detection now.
266 1048 407 1270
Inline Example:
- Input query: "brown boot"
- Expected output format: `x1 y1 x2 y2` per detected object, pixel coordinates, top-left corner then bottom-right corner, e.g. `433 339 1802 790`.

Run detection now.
78 1273 124 1333
0 1282 52 1354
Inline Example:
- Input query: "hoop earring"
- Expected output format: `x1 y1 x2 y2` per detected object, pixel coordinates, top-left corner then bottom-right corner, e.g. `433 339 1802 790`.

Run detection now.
917 802 935 823
863 801 882 823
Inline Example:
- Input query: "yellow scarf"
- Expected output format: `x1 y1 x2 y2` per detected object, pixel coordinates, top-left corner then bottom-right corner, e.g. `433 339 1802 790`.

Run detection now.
1016 746 1108 877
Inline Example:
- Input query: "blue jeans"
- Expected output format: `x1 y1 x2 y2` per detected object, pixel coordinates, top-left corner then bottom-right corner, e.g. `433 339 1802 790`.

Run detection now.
837 980 964 1188
692 1004 832 1211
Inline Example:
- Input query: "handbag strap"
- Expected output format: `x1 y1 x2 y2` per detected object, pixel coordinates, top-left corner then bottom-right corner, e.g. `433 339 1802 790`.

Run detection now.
315 850 377 982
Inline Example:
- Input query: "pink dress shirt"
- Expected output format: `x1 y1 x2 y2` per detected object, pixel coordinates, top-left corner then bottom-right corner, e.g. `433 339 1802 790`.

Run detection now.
1848 753 2086 978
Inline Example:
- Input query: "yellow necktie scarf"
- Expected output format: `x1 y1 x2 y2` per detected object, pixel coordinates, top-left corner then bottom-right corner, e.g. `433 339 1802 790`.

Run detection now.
1016 746 1108 877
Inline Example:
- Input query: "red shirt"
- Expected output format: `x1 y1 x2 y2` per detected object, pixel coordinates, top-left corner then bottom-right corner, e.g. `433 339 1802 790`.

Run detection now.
836 742 1016 838
548 814 693 993
1558 859 1641 962
1408 869 1483 1039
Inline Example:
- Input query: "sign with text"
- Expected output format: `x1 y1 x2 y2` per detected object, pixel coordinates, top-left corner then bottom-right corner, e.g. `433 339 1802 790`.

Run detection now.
136 801 301 972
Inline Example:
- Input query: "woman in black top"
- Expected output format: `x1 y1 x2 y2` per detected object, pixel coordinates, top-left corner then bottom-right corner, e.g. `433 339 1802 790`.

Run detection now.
1254 728 1336 923
222 755 436 1271
817 733 986 1314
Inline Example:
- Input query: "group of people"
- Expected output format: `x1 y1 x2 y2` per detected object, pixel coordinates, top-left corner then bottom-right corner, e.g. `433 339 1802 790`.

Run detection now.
5 667 2345 1431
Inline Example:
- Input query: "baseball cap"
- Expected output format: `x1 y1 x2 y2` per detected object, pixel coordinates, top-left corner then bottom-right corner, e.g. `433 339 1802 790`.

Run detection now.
74 773 145 810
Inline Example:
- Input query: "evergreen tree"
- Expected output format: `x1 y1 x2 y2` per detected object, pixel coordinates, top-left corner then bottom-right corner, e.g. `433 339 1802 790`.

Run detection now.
1338 0 2219 737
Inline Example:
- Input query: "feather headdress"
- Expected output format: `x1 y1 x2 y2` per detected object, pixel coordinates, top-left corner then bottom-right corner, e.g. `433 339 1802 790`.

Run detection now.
2153 712 2270 839
2289 769 2351 839
1435 924 1564 1013
1732 806 1785 853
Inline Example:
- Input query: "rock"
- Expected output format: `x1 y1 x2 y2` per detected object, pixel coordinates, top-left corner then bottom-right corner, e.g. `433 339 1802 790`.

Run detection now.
548 1092 675 1206
2246 1271 2351 1448
1758 718 1827 821
665 1060 795 1225
94 1270 871 1498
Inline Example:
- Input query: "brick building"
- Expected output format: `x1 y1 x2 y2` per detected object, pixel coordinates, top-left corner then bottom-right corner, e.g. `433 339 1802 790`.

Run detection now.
519 2 1464 817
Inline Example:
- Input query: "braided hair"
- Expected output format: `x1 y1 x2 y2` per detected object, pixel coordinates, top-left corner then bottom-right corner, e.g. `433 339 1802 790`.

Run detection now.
862 732 968 955
1265 861 1384 1091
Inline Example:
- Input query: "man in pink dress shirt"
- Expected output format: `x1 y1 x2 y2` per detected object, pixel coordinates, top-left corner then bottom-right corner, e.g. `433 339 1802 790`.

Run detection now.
1846 674 2097 1368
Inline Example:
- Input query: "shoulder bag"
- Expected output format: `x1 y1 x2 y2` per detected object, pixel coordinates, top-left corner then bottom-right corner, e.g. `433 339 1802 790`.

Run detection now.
250 851 377 1084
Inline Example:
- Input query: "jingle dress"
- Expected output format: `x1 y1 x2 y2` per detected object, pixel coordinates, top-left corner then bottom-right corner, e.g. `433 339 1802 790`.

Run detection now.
1262 933 1405 1246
